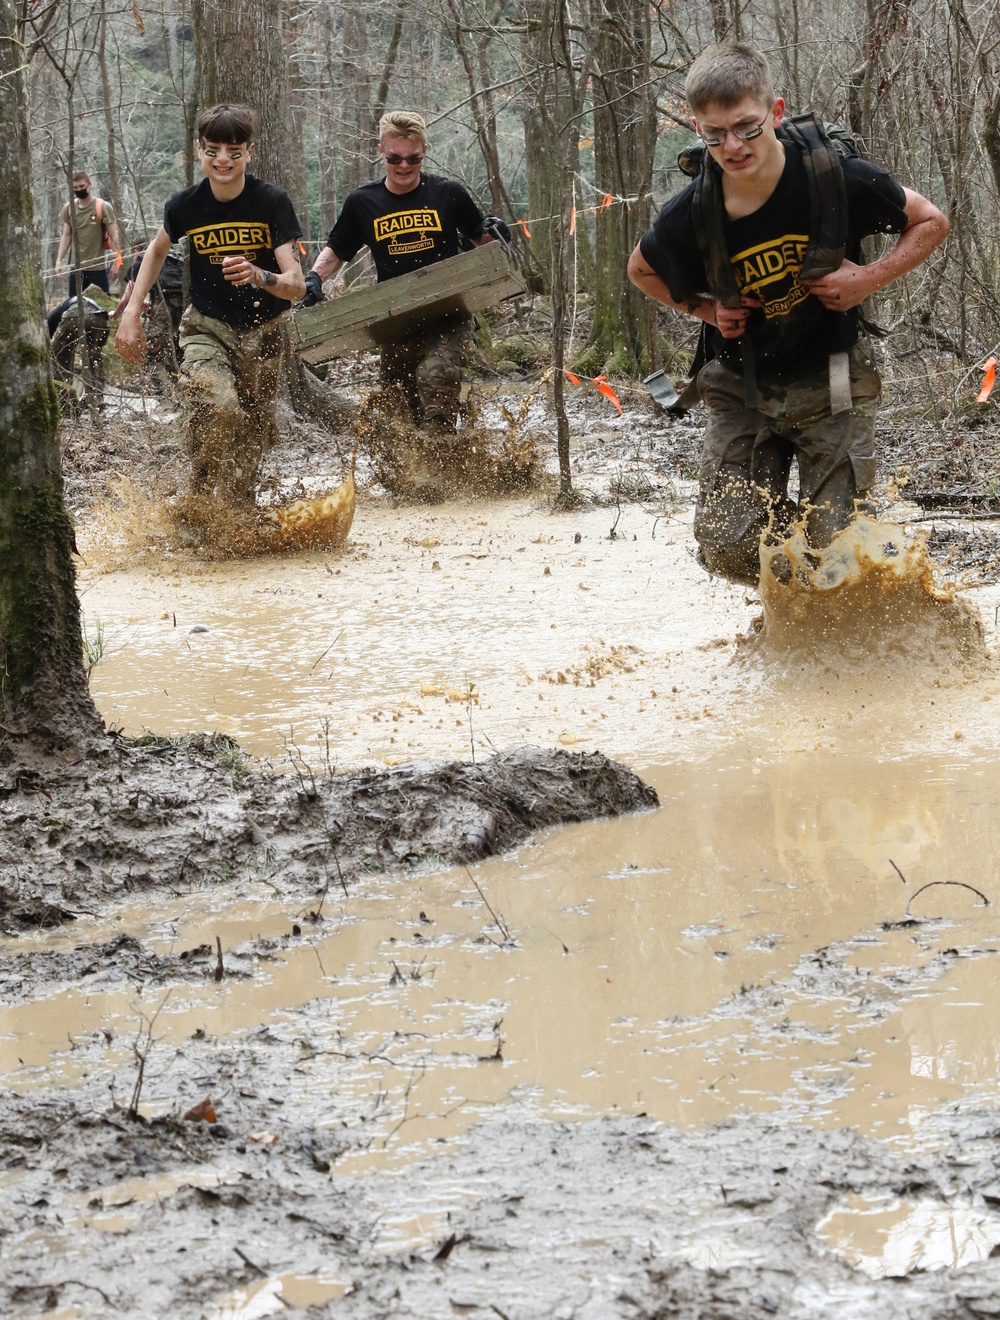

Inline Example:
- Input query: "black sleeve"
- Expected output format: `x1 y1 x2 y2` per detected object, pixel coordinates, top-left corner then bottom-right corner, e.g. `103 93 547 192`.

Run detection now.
637 182 706 303
270 187 303 249
843 157 909 241
326 193 366 262
448 181 486 240
162 191 185 245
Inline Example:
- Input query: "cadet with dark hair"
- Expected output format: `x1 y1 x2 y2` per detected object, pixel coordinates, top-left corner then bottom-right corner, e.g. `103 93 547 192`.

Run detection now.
115 103 305 504
628 42 949 586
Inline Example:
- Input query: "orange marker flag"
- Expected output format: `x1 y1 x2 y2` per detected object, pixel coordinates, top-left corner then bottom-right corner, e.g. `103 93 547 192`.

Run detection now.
112 249 123 273
592 374 623 415
564 371 581 386
569 205 576 236
600 193 613 211
978 356 997 403
518 218 531 238
297 239 307 255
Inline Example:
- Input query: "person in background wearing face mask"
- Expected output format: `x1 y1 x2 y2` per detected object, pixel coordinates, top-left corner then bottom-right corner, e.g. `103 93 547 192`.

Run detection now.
48 170 122 337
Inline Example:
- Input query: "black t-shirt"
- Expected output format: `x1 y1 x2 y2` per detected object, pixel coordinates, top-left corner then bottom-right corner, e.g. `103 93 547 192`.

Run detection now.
163 175 302 328
639 150 909 375
326 174 486 282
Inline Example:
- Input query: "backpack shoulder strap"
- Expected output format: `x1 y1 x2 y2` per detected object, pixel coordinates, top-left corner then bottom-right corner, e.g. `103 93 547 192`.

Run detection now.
780 110 849 281
689 156 743 308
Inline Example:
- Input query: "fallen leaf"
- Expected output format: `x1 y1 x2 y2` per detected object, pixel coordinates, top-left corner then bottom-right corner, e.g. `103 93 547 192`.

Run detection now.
183 1096 217 1123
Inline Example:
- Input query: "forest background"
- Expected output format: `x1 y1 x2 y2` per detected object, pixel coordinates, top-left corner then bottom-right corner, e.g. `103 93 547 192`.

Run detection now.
20 0 999 405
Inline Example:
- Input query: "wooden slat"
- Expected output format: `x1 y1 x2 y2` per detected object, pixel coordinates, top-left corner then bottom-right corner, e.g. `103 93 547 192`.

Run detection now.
288 242 525 365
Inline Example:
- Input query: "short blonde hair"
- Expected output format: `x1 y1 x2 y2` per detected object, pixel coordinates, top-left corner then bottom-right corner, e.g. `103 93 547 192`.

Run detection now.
685 42 775 115
379 111 428 148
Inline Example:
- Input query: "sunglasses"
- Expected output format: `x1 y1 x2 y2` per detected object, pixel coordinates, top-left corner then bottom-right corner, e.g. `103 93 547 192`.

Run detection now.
383 152 425 166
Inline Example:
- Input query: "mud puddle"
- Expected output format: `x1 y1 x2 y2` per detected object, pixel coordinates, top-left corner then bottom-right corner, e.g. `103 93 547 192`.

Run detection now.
12 495 1000 1315
78 499 1000 772
5 747 1000 1166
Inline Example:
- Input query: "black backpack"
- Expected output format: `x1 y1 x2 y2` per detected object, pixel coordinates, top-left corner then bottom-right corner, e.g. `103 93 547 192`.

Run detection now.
677 110 862 309
157 248 185 300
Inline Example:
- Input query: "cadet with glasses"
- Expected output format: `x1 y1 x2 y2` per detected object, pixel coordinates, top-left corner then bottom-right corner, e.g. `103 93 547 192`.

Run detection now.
304 110 511 439
628 41 949 586
115 103 305 506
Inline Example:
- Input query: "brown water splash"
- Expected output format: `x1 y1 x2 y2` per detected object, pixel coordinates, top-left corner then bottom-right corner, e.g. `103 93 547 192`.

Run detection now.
741 515 986 669
88 471 355 563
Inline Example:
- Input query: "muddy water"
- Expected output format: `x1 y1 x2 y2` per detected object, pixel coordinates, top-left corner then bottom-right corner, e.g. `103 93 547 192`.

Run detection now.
79 499 1000 770
5 746 1000 1170
20 498 1000 1285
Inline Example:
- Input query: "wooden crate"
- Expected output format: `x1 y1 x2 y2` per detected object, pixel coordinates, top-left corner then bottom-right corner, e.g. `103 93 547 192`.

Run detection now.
288 241 526 365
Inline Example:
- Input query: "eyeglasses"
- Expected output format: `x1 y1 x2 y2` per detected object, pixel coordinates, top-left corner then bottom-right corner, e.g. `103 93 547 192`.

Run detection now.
383 152 424 166
697 110 771 148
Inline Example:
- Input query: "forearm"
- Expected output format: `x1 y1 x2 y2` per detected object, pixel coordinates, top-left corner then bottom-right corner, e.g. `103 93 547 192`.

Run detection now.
124 231 172 313
311 246 344 282
627 250 717 325
249 264 306 302
864 219 949 294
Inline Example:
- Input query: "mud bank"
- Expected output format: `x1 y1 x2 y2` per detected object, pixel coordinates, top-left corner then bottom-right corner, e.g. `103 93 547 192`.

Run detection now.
0 742 655 929
7 1094 1000 1318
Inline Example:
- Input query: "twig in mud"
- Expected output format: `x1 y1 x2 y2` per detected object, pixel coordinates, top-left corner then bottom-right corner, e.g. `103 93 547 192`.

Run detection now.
465 679 477 764
545 927 570 954
308 631 343 675
126 990 173 1120
234 1245 267 1276
465 866 512 943
214 936 224 982
283 727 317 799
904 879 990 919
889 858 908 884
45 1280 116 1307
381 1062 427 1145
479 1016 504 1063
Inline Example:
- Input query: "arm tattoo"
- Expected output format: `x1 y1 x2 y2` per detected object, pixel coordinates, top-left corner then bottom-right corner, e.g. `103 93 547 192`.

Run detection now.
262 269 278 287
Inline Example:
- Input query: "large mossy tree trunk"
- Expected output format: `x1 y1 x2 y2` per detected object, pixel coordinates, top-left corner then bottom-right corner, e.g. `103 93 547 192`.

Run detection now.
0 0 103 758
578 0 657 377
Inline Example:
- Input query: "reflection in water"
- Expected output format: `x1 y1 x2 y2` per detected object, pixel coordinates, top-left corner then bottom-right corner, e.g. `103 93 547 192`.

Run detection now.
4 751 1000 1172
817 1192 1000 1278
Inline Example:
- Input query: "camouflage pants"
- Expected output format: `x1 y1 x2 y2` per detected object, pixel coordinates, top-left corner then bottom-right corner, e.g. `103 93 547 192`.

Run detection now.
694 343 881 585
380 314 470 431
178 306 285 502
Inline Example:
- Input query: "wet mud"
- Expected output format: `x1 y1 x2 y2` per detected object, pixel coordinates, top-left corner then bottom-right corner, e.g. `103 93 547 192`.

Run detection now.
9 384 1000 1317
0 742 654 930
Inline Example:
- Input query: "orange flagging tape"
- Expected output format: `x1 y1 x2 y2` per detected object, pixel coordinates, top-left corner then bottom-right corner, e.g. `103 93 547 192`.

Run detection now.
563 371 623 415
978 356 997 403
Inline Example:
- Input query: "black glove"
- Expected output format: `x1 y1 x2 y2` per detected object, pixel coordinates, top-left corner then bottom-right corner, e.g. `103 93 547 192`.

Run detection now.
483 215 512 244
301 270 324 308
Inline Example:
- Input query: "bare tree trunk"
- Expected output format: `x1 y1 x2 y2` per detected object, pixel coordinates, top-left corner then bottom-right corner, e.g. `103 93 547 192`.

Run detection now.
582 0 656 374
196 0 293 190
0 0 103 757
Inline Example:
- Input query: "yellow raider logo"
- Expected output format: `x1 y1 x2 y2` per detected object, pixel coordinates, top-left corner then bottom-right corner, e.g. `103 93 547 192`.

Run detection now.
372 209 443 244
731 233 810 320
189 222 273 262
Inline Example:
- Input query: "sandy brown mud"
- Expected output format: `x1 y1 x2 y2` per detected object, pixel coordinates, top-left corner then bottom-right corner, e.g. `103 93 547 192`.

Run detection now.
0 741 654 932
